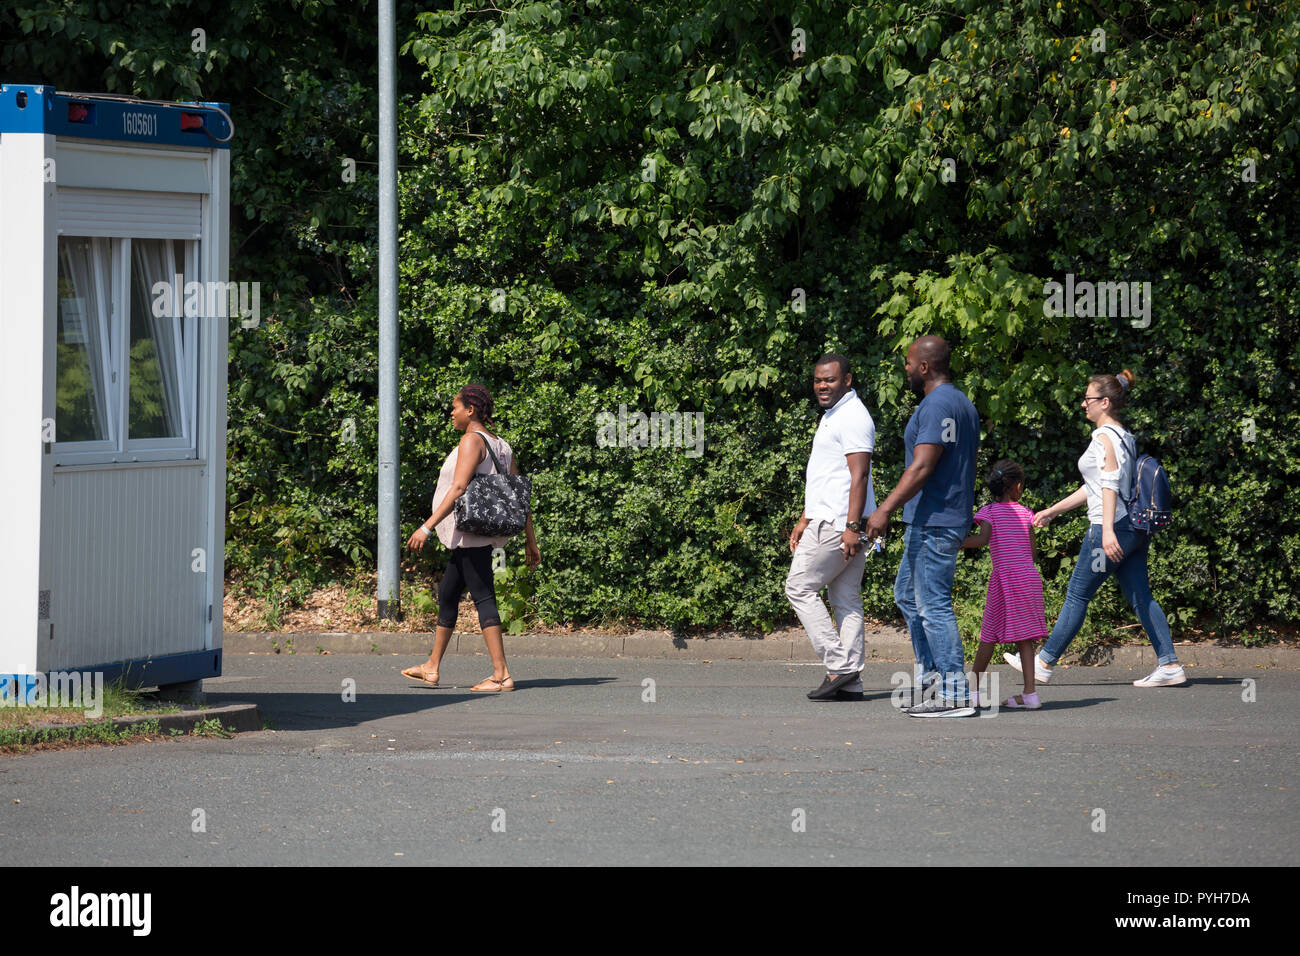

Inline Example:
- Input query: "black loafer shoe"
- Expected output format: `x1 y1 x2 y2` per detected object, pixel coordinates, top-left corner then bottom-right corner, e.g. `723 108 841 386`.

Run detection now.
808 671 861 700
807 676 835 700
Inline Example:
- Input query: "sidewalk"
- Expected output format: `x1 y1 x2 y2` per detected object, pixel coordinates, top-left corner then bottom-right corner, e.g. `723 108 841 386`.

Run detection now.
11 655 1300 866
222 626 1300 669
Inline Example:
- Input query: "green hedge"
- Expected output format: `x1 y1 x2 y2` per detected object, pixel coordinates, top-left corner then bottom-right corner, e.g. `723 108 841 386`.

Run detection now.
7 1 1298 640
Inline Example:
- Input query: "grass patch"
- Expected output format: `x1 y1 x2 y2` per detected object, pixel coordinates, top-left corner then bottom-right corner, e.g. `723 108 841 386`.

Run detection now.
0 718 164 754
1 712 239 754
0 679 185 731
190 718 233 738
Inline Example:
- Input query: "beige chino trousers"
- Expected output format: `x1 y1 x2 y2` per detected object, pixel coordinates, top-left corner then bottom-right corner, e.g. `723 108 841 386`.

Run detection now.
784 519 867 677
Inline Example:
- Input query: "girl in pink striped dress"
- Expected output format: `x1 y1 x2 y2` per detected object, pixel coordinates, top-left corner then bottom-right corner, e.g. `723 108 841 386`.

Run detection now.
962 459 1049 709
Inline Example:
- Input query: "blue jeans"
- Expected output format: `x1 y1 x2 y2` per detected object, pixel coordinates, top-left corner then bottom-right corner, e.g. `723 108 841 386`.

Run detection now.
1040 518 1177 666
894 523 968 702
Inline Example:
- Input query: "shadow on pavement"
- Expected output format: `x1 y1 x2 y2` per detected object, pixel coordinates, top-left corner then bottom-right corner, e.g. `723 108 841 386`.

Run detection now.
1035 696 1117 710
509 676 621 689
205 677 619 731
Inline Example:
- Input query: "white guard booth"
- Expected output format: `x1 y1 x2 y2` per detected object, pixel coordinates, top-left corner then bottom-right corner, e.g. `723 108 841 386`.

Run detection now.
0 85 232 695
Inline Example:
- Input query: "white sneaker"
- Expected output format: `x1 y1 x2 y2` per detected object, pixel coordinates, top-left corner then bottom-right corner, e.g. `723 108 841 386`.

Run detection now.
1133 664 1187 687
1003 650 1053 684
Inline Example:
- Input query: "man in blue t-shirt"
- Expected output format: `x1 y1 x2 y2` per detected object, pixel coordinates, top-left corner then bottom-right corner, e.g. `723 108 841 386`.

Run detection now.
864 336 980 716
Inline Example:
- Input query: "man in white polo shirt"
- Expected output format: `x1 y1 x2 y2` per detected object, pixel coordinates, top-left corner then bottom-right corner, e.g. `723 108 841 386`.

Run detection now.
785 354 877 701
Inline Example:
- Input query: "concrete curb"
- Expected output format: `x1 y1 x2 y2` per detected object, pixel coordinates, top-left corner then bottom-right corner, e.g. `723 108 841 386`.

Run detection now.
3 702 261 746
1077 643 1300 670
225 630 909 662
221 630 1300 669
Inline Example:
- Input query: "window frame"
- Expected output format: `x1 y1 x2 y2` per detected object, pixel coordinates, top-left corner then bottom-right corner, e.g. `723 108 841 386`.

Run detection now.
53 235 201 466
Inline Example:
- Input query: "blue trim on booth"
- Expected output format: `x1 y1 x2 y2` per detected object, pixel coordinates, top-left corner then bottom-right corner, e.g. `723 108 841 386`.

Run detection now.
0 84 232 148
0 648 222 698
96 648 223 688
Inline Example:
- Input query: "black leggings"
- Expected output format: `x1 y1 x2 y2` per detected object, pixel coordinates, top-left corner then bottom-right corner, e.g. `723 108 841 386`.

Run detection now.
436 546 501 629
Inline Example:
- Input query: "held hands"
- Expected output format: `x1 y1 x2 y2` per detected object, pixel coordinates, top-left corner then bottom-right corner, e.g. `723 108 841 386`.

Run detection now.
1032 508 1055 528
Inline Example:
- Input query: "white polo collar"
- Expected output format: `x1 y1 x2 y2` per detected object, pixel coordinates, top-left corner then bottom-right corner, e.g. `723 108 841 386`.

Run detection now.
822 388 857 417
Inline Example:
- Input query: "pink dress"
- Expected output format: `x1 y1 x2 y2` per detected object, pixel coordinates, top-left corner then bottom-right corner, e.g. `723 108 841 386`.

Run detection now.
972 501 1048 644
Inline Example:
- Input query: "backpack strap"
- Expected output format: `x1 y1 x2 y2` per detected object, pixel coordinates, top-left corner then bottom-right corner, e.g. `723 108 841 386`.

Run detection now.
1098 424 1137 501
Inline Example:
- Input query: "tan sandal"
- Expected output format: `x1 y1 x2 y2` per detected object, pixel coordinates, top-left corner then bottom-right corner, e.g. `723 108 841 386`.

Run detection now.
401 664 439 686
471 675 515 693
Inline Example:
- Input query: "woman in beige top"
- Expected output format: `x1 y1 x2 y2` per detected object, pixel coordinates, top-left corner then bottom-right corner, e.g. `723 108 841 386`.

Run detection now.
403 385 540 691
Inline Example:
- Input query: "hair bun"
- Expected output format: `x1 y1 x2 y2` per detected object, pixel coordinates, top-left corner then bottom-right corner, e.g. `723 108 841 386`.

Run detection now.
1117 369 1136 391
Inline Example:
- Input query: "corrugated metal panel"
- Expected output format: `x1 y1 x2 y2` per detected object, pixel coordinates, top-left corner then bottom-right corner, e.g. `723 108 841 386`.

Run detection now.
57 187 201 239
44 463 208 672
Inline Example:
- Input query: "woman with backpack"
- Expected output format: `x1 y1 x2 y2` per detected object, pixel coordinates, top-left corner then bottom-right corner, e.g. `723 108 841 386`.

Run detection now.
1006 369 1186 688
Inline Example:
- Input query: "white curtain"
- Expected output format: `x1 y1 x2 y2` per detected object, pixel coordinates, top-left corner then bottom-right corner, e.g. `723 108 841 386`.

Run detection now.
130 239 186 438
57 237 114 442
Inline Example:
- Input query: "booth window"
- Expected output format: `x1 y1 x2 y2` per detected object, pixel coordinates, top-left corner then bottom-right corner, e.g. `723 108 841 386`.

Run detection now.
55 236 199 463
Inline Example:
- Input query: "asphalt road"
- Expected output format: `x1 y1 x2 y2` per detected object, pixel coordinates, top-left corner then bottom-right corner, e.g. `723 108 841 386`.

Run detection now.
1 654 1294 866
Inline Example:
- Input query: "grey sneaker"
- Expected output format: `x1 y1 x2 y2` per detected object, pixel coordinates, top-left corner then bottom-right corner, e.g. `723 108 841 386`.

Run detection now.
894 673 939 709
904 699 976 718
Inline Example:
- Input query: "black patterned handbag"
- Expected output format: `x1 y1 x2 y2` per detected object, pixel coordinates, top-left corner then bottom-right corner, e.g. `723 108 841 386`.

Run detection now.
453 431 532 537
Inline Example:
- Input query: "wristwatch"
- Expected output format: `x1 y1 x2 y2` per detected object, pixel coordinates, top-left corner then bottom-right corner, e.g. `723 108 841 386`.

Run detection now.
846 521 864 533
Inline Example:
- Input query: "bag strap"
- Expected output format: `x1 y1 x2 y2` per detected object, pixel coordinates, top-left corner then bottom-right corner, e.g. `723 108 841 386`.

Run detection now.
1099 424 1137 500
471 430 506 475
